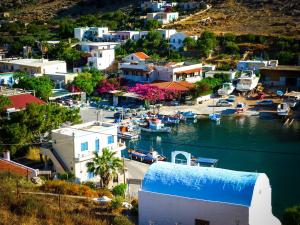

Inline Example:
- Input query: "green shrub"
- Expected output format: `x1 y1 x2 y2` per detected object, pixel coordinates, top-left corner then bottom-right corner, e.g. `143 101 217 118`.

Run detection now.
283 205 300 225
97 188 114 198
111 196 124 212
113 215 134 225
82 181 96 189
112 183 127 197
131 199 138 216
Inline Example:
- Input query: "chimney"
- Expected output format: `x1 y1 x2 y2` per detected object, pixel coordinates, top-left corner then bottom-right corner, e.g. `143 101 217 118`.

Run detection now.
3 151 10 161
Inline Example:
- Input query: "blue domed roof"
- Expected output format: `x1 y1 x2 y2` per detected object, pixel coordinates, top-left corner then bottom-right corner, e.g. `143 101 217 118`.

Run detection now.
142 162 259 207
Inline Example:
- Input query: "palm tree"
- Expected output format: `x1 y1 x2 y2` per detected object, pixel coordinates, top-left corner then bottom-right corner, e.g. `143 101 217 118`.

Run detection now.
86 148 123 188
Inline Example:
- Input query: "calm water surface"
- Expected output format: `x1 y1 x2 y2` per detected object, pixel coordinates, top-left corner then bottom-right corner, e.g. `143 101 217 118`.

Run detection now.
125 116 300 218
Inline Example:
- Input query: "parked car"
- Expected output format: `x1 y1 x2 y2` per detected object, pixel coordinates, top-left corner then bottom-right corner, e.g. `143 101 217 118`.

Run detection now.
226 95 236 102
256 100 274 106
216 99 233 107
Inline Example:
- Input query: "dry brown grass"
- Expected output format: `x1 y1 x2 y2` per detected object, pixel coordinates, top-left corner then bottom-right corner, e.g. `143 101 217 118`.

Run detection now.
167 0 300 39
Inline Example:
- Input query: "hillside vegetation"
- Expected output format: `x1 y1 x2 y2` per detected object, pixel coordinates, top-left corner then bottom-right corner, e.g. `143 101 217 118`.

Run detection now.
167 0 300 39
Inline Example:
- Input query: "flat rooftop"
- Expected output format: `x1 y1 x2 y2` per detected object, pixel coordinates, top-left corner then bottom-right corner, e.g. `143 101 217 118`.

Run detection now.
0 59 66 67
52 121 117 137
80 42 120 46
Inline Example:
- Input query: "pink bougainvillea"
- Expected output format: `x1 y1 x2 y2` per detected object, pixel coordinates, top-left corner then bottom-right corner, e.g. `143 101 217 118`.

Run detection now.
129 84 181 103
97 78 121 94
67 84 81 93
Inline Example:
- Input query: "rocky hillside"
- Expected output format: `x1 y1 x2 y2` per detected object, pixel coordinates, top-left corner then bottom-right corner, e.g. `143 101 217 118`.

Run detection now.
167 0 300 38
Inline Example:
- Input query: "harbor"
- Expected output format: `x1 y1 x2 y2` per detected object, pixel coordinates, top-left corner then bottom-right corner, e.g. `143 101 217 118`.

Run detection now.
121 115 300 218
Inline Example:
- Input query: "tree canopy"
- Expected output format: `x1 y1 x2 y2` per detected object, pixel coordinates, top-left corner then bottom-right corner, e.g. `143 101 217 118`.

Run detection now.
13 72 54 101
283 205 300 225
0 103 81 156
72 69 104 95
0 95 11 114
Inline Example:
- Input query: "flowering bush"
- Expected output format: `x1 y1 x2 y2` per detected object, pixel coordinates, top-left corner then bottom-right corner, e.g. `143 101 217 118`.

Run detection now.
97 78 122 94
129 84 180 103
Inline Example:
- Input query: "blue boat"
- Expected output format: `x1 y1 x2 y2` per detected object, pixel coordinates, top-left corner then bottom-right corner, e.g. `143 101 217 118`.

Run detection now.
128 149 167 164
181 111 197 119
209 113 221 121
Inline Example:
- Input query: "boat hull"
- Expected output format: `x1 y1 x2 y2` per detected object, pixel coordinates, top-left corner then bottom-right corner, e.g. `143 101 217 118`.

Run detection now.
140 127 171 133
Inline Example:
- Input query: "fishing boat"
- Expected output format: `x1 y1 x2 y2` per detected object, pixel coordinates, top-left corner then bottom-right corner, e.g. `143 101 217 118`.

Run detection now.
157 114 180 124
128 149 167 163
209 113 221 121
283 92 300 108
218 82 235 96
236 71 259 92
181 111 197 119
140 118 171 133
236 102 246 113
277 103 290 116
117 124 140 140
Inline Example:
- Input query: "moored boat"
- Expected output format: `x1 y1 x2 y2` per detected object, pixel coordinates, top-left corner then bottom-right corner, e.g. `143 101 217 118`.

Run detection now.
209 113 221 121
181 111 197 119
236 102 246 113
128 149 167 163
218 82 235 96
117 124 140 140
277 103 290 116
236 70 259 92
140 118 171 133
283 92 300 108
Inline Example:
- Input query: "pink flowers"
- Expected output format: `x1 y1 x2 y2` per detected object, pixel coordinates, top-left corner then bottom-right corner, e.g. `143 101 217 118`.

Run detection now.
129 84 180 103
97 78 121 94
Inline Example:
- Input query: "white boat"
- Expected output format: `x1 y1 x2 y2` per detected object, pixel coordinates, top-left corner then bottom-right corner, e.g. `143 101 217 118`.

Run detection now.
236 102 246 113
283 92 300 108
236 71 259 92
117 124 140 140
277 103 290 116
218 82 235 96
140 118 171 133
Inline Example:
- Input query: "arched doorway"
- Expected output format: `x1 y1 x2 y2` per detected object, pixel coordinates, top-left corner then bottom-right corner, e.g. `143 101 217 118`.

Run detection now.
171 151 191 166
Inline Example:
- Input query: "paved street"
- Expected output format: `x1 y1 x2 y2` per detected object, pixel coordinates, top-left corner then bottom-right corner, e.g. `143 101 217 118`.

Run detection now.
80 107 115 122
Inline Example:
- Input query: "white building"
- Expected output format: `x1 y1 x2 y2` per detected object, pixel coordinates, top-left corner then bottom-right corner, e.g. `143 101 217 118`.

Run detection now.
156 29 177 40
170 32 198 50
141 1 177 12
74 27 109 41
156 62 202 83
46 72 78 89
139 162 281 225
40 121 126 182
116 31 140 41
80 42 119 70
147 12 179 24
0 58 67 75
123 52 150 63
237 60 278 72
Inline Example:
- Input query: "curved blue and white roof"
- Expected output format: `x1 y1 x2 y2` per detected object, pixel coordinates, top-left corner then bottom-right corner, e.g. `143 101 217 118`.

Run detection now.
142 162 261 207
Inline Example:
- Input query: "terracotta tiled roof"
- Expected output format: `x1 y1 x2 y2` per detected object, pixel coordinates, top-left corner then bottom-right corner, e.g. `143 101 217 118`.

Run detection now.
7 94 45 110
151 81 195 92
134 52 150 60
0 158 37 177
175 68 202 74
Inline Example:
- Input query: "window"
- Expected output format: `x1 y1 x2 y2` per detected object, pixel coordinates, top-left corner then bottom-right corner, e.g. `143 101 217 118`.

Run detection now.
95 139 100 152
87 171 94 179
107 135 114 144
81 142 88 151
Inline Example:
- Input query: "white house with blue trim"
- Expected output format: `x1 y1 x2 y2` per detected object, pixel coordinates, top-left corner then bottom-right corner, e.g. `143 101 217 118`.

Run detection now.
139 162 281 225
41 121 126 182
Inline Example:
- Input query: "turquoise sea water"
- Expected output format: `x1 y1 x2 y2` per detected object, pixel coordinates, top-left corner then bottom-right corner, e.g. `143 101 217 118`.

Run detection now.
125 116 300 218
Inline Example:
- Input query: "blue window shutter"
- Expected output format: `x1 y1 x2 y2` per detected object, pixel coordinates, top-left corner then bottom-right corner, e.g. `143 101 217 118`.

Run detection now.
95 139 100 152
87 172 94 179
81 142 88 151
108 135 114 144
